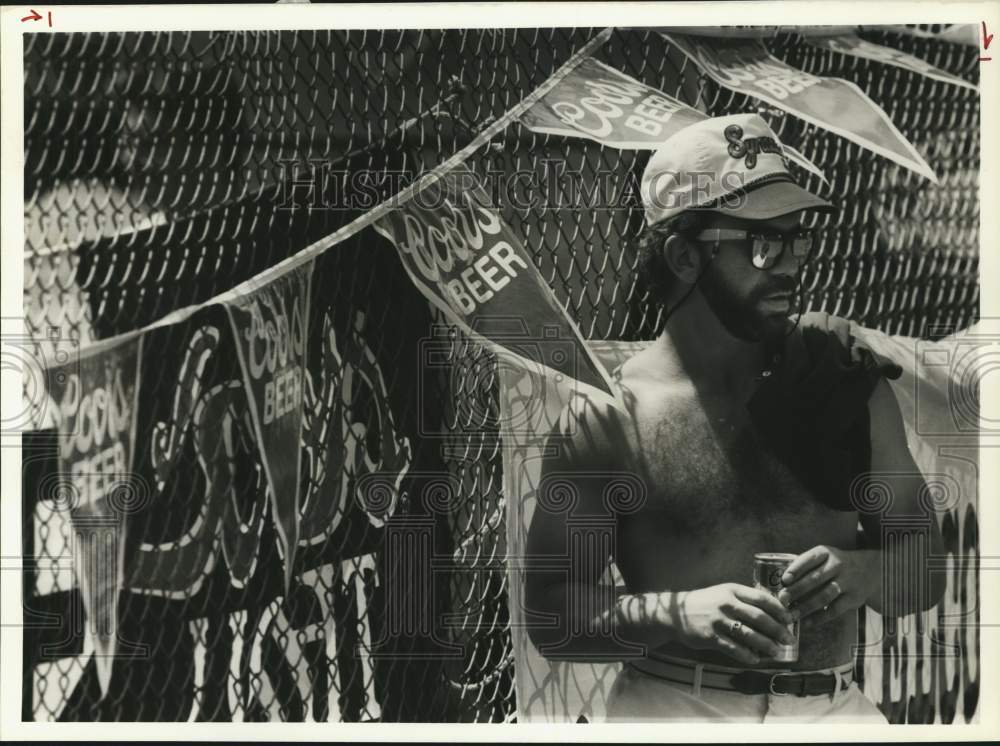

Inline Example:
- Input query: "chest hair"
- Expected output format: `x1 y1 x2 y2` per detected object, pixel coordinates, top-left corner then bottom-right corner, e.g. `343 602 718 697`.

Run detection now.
627 392 823 537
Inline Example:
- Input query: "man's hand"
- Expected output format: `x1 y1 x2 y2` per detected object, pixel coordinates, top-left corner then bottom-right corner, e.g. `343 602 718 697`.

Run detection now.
668 583 797 666
778 545 879 627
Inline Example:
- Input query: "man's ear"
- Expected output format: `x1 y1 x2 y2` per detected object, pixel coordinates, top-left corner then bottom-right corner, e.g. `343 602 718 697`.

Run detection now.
662 234 704 285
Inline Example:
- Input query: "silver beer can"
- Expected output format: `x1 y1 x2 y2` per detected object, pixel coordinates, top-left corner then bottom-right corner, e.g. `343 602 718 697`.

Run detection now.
752 552 800 663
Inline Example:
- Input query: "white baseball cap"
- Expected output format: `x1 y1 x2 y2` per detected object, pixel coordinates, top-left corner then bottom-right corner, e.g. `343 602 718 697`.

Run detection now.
640 113 834 227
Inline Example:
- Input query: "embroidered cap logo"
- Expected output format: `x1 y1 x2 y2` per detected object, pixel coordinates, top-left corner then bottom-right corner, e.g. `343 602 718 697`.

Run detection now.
724 124 783 170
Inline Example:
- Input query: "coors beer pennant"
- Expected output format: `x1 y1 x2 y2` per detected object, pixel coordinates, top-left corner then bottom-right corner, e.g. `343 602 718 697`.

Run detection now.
222 261 313 594
520 56 827 183
44 333 144 698
519 57 706 148
662 33 939 182
805 33 978 92
373 167 618 401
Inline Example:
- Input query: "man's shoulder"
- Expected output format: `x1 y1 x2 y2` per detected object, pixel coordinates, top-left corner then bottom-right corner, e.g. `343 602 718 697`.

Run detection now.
554 389 625 442
618 343 693 399
548 389 629 470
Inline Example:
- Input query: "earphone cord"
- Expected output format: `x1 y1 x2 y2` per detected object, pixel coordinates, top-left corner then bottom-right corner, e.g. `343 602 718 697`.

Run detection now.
762 266 807 369
654 245 805 366
784 269 807 339
654 246 718 337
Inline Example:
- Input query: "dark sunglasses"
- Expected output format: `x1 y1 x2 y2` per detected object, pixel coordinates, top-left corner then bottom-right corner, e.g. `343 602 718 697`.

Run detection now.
693 229 815 270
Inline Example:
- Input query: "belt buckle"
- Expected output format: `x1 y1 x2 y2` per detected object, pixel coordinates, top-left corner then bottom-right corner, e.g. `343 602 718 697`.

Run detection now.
768 672 795 696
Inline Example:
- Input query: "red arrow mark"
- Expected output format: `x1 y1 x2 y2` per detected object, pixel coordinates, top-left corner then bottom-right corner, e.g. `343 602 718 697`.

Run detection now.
983 21 994 60
21 9 42 22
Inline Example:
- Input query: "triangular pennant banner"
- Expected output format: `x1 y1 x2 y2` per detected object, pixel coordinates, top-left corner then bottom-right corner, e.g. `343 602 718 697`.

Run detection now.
373 167 620 404
519 56 706 148
222 261 313 594
520 56 827 183
806 32 977 92
44 333 144 698
662 33 938 182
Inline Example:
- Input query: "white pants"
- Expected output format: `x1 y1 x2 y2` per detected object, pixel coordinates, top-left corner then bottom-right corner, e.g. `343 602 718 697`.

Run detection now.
605 663 888 723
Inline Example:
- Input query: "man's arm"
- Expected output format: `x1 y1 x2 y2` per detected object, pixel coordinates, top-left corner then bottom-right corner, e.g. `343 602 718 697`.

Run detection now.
524 394 795 665
778 378 946 624
524 394 664 661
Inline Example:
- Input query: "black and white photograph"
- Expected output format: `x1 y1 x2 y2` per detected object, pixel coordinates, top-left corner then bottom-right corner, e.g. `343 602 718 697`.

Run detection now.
0 2 997 739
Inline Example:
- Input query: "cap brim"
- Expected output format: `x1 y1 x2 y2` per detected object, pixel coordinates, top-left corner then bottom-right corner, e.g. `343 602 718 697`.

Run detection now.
714 178 835 220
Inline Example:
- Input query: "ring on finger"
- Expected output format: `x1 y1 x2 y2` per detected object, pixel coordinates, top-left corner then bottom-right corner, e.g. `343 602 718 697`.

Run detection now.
730 620 743 638
829 579 843 598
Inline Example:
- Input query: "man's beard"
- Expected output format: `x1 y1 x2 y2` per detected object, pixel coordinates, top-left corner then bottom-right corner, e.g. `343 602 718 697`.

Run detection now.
698 265 796 343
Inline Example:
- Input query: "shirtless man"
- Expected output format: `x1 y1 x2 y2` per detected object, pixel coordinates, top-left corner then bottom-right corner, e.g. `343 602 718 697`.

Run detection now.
524 114 945 722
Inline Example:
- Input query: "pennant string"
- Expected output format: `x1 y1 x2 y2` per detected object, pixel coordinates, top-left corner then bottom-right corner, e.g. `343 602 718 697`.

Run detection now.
40 28 615 369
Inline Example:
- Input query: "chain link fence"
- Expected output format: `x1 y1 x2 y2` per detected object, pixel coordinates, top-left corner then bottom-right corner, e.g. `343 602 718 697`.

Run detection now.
21 26 979 722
